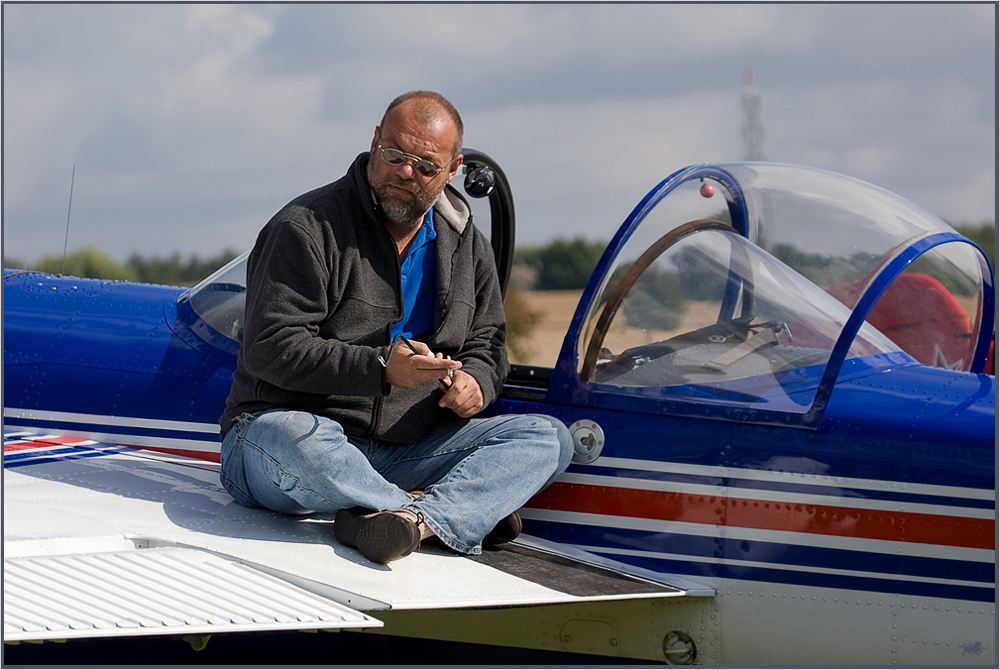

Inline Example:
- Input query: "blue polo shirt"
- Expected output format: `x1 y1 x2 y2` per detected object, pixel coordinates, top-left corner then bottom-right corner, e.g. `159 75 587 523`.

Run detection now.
390 208 438 341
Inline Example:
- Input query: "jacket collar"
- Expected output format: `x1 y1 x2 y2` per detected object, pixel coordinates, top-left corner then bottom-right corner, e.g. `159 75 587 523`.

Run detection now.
433 184 471 236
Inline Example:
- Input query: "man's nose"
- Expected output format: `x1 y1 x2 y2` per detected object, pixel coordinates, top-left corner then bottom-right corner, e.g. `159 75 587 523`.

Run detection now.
395 161 416 179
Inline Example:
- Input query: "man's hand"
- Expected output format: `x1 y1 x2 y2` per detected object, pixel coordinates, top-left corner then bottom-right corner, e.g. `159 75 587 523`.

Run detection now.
438 370 484 418
384 339 461 389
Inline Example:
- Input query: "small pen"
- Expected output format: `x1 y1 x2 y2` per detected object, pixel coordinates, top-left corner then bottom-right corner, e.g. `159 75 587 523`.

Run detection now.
387 334 455 381
379 333 420 367
397 334 420 355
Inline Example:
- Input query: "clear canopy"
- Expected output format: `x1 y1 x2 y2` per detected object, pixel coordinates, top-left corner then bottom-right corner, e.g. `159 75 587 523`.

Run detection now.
185 250 249 342
570 162 992 422
726 163 986 370
577 221 903 415
578 163 989 378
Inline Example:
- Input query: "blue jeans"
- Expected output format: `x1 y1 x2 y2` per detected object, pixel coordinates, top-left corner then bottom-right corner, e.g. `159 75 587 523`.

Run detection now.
220 409 573 554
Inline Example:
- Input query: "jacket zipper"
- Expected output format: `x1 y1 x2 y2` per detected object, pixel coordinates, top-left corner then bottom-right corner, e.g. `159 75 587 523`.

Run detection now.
366 397 384 438
426 212 470 344
363 228 406 438
362 209 471 437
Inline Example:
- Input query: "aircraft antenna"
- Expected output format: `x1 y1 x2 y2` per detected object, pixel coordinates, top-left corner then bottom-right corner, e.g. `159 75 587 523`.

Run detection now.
742 70 765 161
60 164 76 275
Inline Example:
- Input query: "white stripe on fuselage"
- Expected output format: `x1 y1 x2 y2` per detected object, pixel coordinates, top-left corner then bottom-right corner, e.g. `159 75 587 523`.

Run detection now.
4 408 219 435
587 456 996 501
567 543 993 590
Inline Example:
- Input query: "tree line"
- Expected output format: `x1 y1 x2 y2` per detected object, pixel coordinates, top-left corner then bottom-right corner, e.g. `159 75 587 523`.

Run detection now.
5 236 611 289
6 248 240 286
5 224 993 289
955 223 996 270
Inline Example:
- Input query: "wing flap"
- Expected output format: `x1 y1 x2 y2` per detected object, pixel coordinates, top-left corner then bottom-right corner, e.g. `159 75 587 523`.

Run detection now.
3 547 381 642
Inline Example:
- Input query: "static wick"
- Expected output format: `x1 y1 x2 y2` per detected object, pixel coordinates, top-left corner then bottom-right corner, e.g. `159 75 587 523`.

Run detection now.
61 165 76 275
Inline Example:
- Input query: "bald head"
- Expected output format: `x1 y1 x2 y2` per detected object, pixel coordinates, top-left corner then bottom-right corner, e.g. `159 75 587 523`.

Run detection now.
381 91 464 157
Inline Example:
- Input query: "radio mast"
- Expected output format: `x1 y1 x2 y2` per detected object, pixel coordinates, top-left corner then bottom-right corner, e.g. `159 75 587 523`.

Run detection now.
742 70 765 161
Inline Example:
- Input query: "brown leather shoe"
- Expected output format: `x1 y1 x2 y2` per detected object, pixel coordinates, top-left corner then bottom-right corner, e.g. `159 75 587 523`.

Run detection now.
483 511 522 546
334 507 422 563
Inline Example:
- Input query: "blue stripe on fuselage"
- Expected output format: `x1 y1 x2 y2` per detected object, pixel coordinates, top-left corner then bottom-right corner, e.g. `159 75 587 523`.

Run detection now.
524 519 995 603
6 417 217 444
3 445 127 467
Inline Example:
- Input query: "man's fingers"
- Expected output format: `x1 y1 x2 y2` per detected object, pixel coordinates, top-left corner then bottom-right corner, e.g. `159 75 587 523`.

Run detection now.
438 372 483 417
385 342 460 389
411 355 461 373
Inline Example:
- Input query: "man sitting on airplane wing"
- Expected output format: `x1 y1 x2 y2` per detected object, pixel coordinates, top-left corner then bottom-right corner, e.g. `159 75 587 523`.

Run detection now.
218 90 573 564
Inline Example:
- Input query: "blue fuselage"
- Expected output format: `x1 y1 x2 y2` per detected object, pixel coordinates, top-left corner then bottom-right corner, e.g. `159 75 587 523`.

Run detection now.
4 270 996 605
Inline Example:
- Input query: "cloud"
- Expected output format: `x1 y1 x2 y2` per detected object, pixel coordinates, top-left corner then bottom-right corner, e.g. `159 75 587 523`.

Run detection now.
2 3 994 266
465 89 739 247
159 5 323 134
160 5 277 114
926 167 997 227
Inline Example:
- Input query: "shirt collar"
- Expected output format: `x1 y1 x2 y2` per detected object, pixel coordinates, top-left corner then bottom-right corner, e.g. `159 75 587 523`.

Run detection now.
412 207 437 248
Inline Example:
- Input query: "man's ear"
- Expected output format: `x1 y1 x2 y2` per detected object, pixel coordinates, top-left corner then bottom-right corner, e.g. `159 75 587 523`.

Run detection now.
447 153 464 183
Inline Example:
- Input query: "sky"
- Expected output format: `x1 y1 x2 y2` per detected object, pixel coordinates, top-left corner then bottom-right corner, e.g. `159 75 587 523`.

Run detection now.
2 2 996 266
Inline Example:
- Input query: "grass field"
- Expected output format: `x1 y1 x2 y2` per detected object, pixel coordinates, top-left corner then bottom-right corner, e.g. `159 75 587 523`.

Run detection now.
510 287 986 369
508 289 583 367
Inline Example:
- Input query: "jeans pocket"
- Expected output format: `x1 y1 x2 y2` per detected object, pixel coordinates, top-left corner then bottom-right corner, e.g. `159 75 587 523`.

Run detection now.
278 471 300 494
232 411 259 433
219 420 261 508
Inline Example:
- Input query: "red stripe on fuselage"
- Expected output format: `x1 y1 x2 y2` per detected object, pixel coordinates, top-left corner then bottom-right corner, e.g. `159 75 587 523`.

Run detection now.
3 436 93 451
3 437 220 463
528 481 994 550
4 442 46 452
136 445 221 463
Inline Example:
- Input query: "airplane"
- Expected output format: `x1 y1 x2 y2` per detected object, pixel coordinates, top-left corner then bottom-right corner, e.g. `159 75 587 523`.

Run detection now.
4 150 995 666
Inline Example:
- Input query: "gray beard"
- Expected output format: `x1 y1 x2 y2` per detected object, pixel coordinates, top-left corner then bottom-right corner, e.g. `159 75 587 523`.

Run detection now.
368 161 438 226
380 191 431 227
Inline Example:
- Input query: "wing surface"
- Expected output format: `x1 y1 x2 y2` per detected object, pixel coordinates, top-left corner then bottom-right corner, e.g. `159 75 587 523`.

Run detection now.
4 431 710 644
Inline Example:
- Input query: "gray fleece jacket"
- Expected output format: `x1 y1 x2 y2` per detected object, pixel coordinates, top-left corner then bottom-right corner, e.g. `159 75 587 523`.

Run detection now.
220 153 509 443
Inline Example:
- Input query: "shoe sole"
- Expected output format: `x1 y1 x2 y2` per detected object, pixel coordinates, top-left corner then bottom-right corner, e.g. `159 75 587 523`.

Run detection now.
484 511 522 546
335 508 420 563
333 507 371 548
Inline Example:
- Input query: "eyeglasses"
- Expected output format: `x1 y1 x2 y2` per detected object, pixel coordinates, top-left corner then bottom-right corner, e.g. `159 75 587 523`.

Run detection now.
377 143 446 177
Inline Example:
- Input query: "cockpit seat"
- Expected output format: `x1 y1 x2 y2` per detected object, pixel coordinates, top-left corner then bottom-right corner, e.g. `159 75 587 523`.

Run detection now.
828 272 971 370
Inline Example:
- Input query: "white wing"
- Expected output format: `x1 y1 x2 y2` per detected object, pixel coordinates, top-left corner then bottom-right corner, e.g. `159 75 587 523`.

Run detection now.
4 432 711 645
